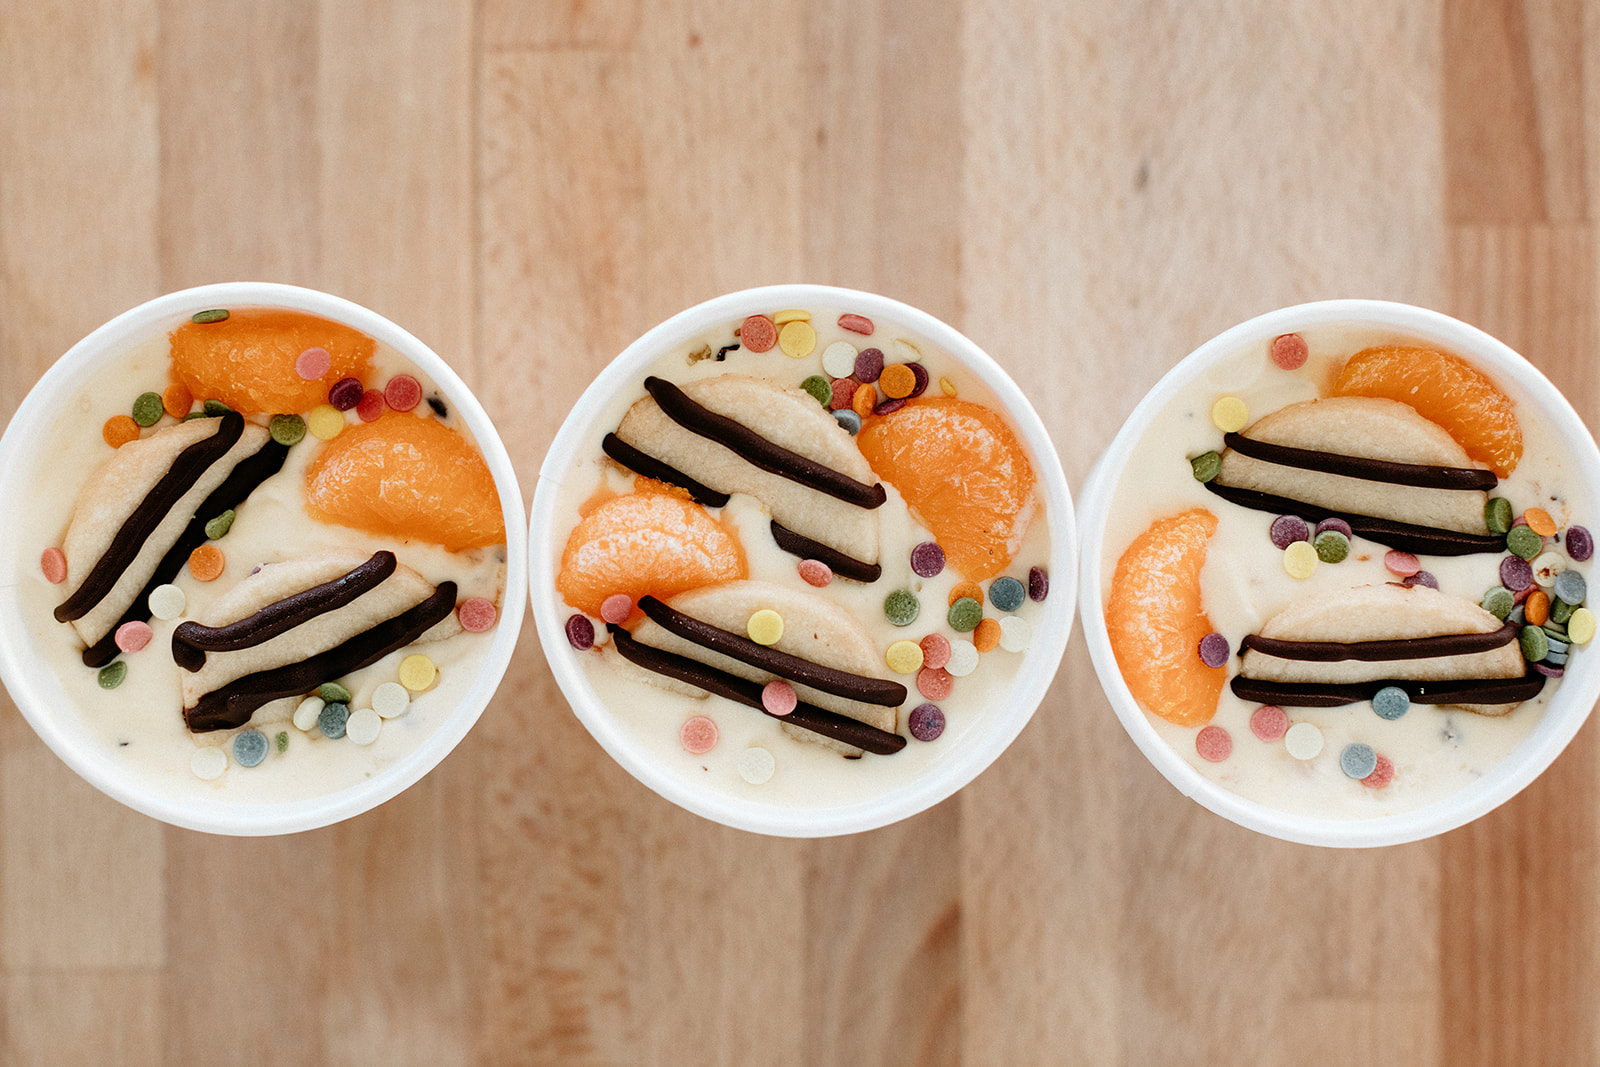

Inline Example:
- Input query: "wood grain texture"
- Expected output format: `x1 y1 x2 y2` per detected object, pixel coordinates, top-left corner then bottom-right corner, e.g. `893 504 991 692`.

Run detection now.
0 0 1597 1063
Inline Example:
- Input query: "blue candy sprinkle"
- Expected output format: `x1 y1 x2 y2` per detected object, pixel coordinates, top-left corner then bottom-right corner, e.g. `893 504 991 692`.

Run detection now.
1340 742 1378 780
988 576 1025 613
232 730 269 768
1546 650 1569 666
833 409 862 435
1372 686 1410 720
319 701 351 739
1554 569 1587 606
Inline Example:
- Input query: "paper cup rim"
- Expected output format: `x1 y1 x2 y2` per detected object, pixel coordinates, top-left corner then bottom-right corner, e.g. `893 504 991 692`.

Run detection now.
0 282 526 835
528 284 1077 836
1076 298 1600 848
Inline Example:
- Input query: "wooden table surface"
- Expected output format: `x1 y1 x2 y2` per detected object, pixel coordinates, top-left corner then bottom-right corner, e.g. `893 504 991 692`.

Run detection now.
1 1 1595 1063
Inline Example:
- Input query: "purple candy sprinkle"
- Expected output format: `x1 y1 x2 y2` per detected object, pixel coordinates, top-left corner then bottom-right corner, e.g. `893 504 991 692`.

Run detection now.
328 377 364 411
1269 515 1310 550
1567 525 1594 562
906 362 930 399
1197 632 1230 668
1315 517 1353 539
873 398 907 416
910 541 946 578
1402 570 1439 590
565 614 595 650
1500 555 1534 592
1533 662 1566 678
1028 565 1049 602
854 348 885 383
908 702 946 741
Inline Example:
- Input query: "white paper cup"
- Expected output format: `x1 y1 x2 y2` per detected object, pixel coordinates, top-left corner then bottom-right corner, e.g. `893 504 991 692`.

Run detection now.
1078 299 1600 847
529 285 1075 836
0 283 526 835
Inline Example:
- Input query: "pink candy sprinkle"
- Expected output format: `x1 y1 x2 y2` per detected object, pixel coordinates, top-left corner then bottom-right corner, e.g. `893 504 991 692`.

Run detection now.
457 596 498 632
600 594 633 624
1361 754 1397 789
680 715 719 754
919 633 951 670
1384 550 1421 577
797 559 833 587
385 374 423 412
114 620 153 653
356 388 386 423
828 377 857 410
40 547 67 584
295 347 332 380
838 313 874 335
1249 705 1288 742
917 666 954 700
1195 725 1233 763
761 680 797 716
1270 333 1309 370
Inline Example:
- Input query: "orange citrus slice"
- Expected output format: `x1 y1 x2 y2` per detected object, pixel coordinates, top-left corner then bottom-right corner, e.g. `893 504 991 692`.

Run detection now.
1106 508 1223 728
1331 345 1523 477
170 309 375 414
556 490 746 617
304 415 504 551
856 397 1035 582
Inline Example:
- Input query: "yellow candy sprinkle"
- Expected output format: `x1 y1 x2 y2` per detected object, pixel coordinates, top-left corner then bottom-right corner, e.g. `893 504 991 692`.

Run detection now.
1283 540 1318 579
772 309 811 325
939 376 957 397
397 653 437 691
1569 607 1596 645
885 639 924 674
778 320 817 359
747 608 785 645
1211 396 1248 433
307 404 346 441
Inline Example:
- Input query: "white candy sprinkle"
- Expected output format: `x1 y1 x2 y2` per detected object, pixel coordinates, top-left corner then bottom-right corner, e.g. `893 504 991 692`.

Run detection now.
738 746 776 785
1531 551 1565 589
148 583 187 620
293 695 325 732
345 707 382 746
944 640 980 677
821 340 858 378
997 615 1032 652
191 746 228 780
371 681 410 719
1284 721 1325 760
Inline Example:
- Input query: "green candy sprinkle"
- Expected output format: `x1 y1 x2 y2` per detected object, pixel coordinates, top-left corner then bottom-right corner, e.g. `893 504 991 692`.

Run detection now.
275 731 290 753
191 309 230 324
131 392 164 427
318 681 353 704
202 399 233 417
1190 451 1222 483
1520 625 1549 662
1313 530 1350 564
182 412 209 421
1506 525 1543 561
1485 497 1513 535
97 661 128 689
204 509 236 540
801 375 832 406
269 413 307 445
884 590 920 627
1481 587 1514 620
1552 597 1577 624
947 596 983 633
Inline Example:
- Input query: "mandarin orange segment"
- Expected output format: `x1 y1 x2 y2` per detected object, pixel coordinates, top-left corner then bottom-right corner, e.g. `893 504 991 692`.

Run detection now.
169 309 376 414
303 414 505 551
1106 508 1223 728
1331 345 1523 477
556 490 746 617
856 397 1035 582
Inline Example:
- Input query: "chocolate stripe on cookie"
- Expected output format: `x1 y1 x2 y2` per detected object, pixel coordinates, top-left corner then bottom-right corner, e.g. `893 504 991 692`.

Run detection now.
636 595 907 707
770 521 883 582
80 435 291 668
56 412 245 624
1230 671 1545 708
600 432 731 507
643 376 887 509
1239 621 1519 663
1202 482 1506 555
184 582 457 733
607 623 906 755
171 551 399 672
1222 432 1498 491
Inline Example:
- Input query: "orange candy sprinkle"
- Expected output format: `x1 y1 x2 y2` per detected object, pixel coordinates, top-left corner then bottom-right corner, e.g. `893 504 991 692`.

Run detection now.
1525 508 1557 537
161 382 193 418
188 543 225 582
1525 589 1551 626
973 616 1002 653
102 415 141 448
851 383 877 419
948 580 984 607
879 364 916 400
